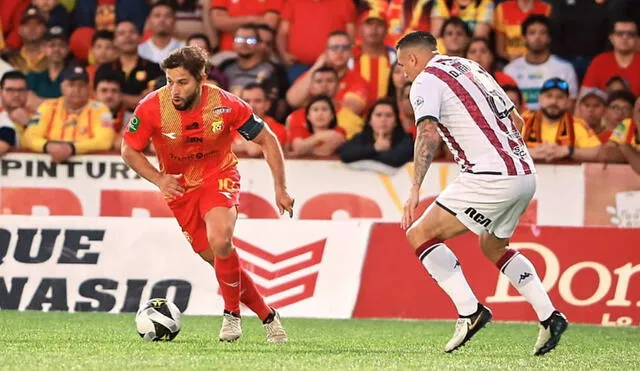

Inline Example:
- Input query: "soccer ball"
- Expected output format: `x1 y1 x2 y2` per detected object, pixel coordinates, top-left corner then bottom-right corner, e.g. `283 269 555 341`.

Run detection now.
135 298 182 341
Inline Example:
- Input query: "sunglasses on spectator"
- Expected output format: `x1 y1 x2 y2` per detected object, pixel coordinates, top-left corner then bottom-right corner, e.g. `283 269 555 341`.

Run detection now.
542 79 569 92
327 44 351 52
234 36 258 45
613 30 638 38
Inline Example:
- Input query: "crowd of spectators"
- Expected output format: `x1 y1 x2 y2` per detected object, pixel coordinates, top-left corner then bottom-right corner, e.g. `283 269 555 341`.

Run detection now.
0 0 639 174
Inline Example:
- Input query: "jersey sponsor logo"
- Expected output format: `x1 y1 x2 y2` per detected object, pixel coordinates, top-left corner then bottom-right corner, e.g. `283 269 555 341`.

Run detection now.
464 207 492 227
128 115 140 133
213 106 232 114
162 132 177 140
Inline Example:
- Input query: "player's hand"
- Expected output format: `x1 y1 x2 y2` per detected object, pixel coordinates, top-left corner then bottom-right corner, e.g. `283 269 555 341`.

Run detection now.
155 174 185 200
401 186 420 230
275 186 295 218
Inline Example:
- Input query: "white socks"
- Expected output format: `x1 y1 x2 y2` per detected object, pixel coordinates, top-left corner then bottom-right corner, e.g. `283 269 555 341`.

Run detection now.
419 243 479 317
500 252 555 322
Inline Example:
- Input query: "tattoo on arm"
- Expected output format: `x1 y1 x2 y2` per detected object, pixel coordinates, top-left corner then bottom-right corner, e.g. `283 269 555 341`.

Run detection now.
413 119 441 188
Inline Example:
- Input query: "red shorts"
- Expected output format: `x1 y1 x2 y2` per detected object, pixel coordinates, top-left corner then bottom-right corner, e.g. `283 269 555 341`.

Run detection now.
167 168 240 253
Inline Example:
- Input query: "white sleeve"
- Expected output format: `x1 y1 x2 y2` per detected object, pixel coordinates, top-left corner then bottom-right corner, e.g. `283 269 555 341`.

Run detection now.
410 74 444 125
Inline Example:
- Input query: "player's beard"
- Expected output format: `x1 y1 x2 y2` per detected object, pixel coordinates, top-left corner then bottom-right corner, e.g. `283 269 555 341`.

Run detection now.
173 90 198 111
541 106 565 121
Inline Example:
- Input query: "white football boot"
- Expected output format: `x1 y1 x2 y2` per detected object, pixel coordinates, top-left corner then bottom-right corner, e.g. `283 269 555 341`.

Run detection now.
444 304 492 353
263 309 288 343
219 311 242 342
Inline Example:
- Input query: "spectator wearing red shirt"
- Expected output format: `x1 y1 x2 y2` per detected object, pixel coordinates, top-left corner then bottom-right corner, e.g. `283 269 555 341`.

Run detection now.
581 18 640 97
277 0 356 82
288 94 346 157
233 82 287 157
209 0 282 52
465 37 517 87
287 31 370 116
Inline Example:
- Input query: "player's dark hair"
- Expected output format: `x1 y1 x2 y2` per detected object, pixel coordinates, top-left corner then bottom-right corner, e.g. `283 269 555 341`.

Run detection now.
606 89 636 107
395 31 437 51
186 33 212 52
522 14 550 36
92 30 114 46
327 30 351 43
312 66 338 79
502 84 523 107
610 17 639 34
93 69 124 91
236 23 261 42
305 95 338 134
0 70 27 89
150 0 177 14
161 46 208 82
242 82 267 98
442 17 471 38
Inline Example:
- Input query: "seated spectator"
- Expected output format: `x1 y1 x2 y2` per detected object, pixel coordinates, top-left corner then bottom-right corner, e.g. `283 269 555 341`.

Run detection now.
386 62 407 104
340 97 413 168
522 78 601 162
26 26 69 108
494 0 551 62
96 21 163 111
287 31 369 116
94 70 130 150
1 0 31 50
87 30 116 90
581 18 640 97
608 96 640 174
0 70 30 139
504 15 578 111
431 0 494 39
3 6 48 74
0 106 16 155
138 1 185 64
605 75 631 95
603 90 636 132
186 33 214 64
205 67 229 90
255 23 289 122
438 17 470 57
288 95 346 157
33 0 70 35
233 83 287 157
465 37 517 87
576 88 609 142
22 65 115 162
503 84 526 116
353 11 396 101
277 0 355 82
286 66 363 139
398 82 415 137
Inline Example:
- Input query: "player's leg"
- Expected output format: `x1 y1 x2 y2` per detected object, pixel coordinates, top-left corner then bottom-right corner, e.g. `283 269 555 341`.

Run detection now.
482 174 567 356
406 199 492 353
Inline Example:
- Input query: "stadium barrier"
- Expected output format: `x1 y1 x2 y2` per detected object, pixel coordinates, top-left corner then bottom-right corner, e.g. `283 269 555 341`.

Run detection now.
1 154 639 227
1 216 638 326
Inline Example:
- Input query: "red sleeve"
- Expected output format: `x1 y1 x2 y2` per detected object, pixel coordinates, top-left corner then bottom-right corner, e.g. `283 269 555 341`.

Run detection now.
223 91 253 130
582 55 603 89
210 0 230 9
281 1 294 21
286 110 309 143
343 73 370 105
265 117 288 146
123 103 154 151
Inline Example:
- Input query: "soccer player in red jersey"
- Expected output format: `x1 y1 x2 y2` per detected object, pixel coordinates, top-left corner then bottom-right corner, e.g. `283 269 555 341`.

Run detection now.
121 46 294 343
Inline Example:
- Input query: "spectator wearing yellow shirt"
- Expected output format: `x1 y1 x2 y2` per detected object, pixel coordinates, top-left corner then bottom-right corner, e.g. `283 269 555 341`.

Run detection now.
608 96 640 174
495 0 551 61
431 0 494 39
2 6 48 74
22 65 115 162
522 78 601 162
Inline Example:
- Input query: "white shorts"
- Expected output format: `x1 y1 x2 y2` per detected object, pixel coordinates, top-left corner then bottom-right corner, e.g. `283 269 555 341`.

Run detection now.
435 173 536 238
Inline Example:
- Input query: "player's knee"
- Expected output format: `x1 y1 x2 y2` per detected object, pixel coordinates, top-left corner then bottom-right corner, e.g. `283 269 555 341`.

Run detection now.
208 235 233 257
406 224 439 250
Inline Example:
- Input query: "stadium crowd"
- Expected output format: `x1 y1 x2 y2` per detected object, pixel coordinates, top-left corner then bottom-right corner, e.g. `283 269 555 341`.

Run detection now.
0 0 639 173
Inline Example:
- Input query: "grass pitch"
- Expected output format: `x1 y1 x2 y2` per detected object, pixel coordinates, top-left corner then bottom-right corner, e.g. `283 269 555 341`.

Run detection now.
0 311 638 370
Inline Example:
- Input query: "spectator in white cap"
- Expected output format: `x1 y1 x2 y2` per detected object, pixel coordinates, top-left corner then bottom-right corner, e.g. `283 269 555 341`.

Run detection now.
576 88 609 142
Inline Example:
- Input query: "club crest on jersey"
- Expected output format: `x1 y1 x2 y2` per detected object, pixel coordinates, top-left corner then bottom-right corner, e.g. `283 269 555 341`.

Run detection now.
212 120 223 132
213 106 232 115
128 115 140 132
414 96 424 107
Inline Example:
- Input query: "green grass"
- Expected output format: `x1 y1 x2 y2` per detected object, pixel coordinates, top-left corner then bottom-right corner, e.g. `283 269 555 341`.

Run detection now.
0 311 638 370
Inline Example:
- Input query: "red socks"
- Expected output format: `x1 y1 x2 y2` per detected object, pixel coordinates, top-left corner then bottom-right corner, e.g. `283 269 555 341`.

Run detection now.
240 270 272 321
214 249 241 315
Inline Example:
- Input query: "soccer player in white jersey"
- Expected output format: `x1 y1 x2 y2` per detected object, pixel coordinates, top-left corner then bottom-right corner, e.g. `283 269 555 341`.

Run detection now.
395 31 568 356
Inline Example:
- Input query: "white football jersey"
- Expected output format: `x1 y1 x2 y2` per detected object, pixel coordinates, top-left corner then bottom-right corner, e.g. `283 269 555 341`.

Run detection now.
410 55 535 176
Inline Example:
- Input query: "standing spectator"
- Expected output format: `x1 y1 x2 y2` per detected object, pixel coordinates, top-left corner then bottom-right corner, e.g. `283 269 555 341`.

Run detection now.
386 61 407 104
2 6 48 74
25 26 68 105
439 17 471 57
581 18 640 97
287 31 369 116
96 21 163 111
609 96 640 174
495 0 551 62
465 37 518 87
430 0 494 38
277 0 356 82
354 11 396 102
209 0 282 52
94 69 129 150
0 71 30 138
138 1 185 64
22 65 115 162
576 88 609 142
548 0 608 81
87 30 117 90
0 0 31 50
233 83 287 157
339 97 413 168
504 15 578 111
33 0 70 35
288 95 346 157
603 90 635 132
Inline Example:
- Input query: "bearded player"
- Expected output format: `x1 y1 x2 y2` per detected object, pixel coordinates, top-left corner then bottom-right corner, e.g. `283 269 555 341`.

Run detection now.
396 32 567 355
121 46 293 343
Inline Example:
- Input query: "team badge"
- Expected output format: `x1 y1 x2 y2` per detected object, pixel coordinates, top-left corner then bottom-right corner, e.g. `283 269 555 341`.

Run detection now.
135 70 147 81
213 106 232 114
414 96 424 107
128 114 140 133
212 120 223 132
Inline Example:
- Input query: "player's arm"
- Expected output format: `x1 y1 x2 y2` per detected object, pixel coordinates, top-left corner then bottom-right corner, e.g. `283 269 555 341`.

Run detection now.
412 118 441 190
